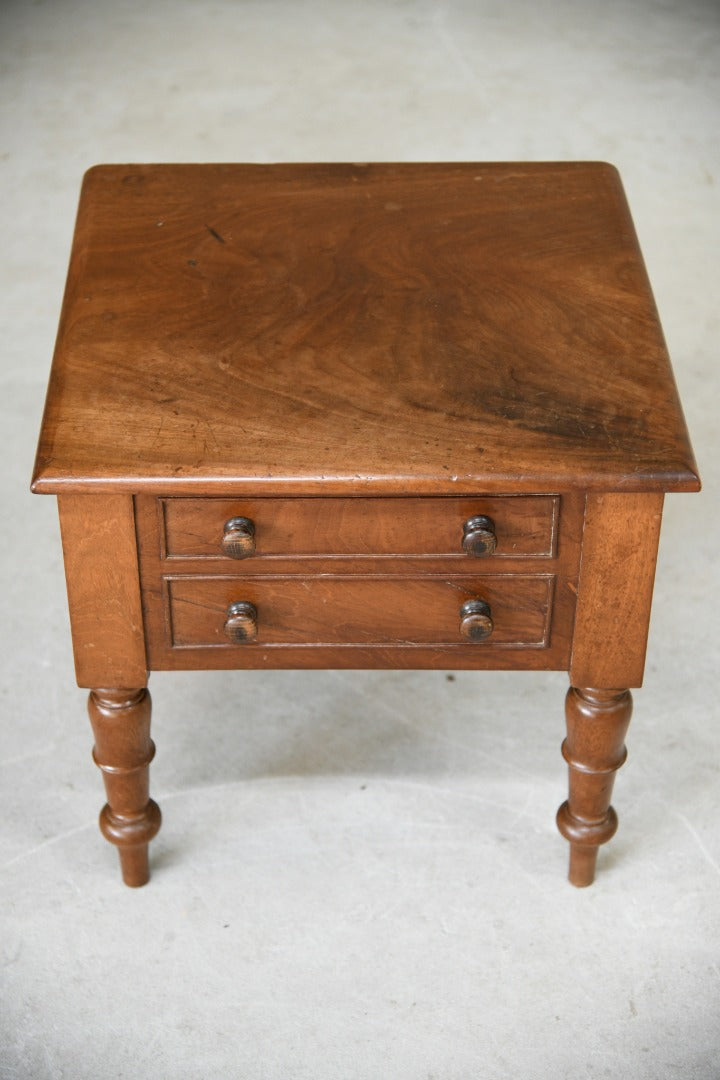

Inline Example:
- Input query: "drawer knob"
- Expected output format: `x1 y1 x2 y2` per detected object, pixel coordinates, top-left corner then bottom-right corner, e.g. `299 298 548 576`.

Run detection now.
459 599 494 642
224 601 258 643
222 517 256 559
462 515 497 557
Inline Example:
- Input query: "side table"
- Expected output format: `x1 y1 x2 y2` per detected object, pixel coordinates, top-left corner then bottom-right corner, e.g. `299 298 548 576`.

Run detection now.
31 163 700 887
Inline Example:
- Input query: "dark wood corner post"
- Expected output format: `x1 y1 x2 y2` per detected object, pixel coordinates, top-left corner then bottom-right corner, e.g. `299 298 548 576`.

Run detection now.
58 493 160 886
561 491 664 886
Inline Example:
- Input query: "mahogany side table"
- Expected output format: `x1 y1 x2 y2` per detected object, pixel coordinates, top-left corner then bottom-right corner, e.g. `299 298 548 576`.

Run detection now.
32 163 700 887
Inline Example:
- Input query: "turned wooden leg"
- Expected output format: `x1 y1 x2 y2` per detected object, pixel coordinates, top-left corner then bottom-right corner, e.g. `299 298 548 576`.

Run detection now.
87 688 161 887
556 687 633 887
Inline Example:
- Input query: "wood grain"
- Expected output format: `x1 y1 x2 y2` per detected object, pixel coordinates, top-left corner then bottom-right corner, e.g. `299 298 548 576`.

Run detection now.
569 492 664 688
166 574 553 648
162 495 558 560
32 163 699 497
57 494 147 688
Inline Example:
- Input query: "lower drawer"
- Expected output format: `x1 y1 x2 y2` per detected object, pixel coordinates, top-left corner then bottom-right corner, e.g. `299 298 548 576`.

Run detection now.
166 575 553 649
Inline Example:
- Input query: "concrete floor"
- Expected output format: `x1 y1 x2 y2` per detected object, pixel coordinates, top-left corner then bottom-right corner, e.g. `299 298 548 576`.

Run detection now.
2 1 719 1077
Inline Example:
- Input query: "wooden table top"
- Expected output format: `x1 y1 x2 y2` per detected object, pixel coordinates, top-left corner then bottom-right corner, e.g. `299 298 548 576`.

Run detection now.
32 162 699 496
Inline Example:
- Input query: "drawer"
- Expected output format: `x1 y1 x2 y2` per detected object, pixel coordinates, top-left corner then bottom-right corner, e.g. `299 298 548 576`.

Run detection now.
161 496 558 560
166 575 553 649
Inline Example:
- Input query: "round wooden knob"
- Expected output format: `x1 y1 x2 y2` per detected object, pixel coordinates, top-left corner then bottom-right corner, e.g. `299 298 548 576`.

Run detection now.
224 601 258 643
459 599 494 642
222 517 256 559
462 515 497 557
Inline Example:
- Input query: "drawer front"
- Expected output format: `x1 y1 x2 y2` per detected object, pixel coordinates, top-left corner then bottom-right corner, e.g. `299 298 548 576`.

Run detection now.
161 496 558 560
167 575 553 649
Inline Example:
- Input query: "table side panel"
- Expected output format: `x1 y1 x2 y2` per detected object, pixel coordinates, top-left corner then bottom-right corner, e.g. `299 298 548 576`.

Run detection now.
570 492 664 688
58 493 148 688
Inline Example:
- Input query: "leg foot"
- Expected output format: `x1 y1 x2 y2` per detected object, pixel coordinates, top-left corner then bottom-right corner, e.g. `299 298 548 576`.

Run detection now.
88 688 161 886
556 687 632 887
567 842 599 888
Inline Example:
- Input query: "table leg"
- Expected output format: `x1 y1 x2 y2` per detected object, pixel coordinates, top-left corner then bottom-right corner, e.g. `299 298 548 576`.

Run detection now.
556 686 633 887
87 688 161 886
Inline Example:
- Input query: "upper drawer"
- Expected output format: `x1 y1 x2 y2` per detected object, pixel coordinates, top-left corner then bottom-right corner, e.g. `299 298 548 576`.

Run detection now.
161 496 558 560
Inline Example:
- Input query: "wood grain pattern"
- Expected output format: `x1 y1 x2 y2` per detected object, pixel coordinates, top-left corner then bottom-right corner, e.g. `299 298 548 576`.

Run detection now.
166 574 553 648
57 494 147 688
32 163 699 497
569 492 664 688
162 495 558 560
